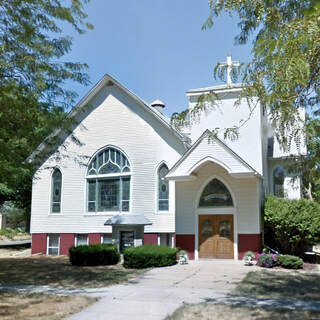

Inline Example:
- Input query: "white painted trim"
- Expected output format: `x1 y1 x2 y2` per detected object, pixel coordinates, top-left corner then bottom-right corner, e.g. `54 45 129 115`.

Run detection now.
187 156 232 175
47 234 60 256
75 234 89 247
194 174 238 260
101 233 112 244
157 234 160 245
155 161 170 214
49 167 63 215
166 174 197 181
86 172 132 179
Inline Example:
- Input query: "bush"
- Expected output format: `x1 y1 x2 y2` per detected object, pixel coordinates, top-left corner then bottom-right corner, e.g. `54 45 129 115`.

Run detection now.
256 253 277 268
69 243 120 266
123 244 178 269
277 255 304 269
264 196 320 256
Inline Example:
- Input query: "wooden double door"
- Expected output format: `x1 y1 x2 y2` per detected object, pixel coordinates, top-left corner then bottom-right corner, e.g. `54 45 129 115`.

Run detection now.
198 215 234 259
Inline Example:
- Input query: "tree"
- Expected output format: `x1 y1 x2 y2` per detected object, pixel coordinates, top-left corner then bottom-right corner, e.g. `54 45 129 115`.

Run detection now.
0 0 93 221
173 0 320 201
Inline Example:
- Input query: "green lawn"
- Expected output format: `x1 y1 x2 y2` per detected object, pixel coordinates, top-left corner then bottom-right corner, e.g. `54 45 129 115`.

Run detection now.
232 270 320 301
0 256 147 288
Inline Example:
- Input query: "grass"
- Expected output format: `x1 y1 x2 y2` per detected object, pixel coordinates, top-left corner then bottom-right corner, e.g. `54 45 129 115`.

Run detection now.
232 270 320 301
0 256 147 288
165 303 320 320
0 291 96 320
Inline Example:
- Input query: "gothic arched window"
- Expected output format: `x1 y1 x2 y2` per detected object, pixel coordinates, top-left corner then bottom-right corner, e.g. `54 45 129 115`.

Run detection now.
87 147 131 212
199 178 233 207
51 169 62 213
273 167 284 198
158 164 169 211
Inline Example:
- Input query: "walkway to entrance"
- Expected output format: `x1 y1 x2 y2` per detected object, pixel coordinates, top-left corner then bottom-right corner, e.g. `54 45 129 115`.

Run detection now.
68 260 259 320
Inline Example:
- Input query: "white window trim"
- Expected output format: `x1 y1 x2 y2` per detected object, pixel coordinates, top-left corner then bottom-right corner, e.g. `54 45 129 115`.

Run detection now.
101 233 112 244
85 146 132 215
47 234 60 255
49 167 63 215
155 161 170 213
75 234 89 247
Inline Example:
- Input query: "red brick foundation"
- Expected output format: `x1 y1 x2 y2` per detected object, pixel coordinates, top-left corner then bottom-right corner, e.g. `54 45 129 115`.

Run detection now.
89 233 101 245
60 234 75 255
31 233 47 254
176 234 195 259
238 234 262 259
144 233 158 244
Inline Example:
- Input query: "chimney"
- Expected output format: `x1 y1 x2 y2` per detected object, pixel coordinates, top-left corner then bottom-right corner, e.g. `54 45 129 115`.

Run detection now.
150 99 165 113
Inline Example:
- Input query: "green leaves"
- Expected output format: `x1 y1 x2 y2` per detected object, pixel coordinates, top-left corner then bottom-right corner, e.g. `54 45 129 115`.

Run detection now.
0 0 92 214
264 195 320 255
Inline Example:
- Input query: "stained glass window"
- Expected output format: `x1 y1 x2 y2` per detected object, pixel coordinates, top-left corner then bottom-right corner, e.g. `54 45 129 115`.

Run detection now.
199 178 233 207
51 169 62 213
87 147 131 212
158 164 169 211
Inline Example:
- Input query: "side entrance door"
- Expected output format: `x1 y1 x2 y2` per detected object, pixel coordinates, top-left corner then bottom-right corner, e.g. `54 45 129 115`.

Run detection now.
198 215 234 259
120 231 134 253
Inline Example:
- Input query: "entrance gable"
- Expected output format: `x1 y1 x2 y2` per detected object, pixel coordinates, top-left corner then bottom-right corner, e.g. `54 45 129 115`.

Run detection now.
166 130 261 180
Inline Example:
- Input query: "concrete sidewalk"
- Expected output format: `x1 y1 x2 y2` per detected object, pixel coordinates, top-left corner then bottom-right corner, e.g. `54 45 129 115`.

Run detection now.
67 260 258 320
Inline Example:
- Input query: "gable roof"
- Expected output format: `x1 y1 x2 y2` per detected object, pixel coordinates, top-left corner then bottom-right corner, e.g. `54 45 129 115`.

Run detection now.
166 129 262 180
28 74 190 162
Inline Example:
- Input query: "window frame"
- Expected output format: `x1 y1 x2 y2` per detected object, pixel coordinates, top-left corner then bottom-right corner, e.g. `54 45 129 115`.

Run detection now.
101 234 112 244
198 178 234 208
75 234 89 247
273 166 285 198
47 234 60 255
50 168 62 214
85 146 132 214
157 163 169 212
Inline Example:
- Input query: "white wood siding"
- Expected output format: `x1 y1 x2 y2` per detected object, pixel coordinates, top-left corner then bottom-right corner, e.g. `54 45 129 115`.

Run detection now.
168 135 253 178
175 162 261 235
188 94 263 175
31 84 185 234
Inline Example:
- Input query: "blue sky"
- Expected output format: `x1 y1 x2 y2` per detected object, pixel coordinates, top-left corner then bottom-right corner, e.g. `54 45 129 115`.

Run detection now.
64 1 253 116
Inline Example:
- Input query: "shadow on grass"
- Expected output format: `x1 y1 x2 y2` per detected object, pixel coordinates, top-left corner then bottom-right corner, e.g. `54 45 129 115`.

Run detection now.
165 303 320 320
232 270 320 301
0 256 146 288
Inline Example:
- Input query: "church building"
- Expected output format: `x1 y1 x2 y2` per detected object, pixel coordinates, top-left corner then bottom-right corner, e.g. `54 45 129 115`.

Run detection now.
30 56 305 259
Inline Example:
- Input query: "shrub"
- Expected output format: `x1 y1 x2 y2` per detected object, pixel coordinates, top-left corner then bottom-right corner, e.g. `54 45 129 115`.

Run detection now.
264 196 320 256
277 255 304 269
123 244 178 269
256 253 277 268
69 243 120 266
244 251 255 259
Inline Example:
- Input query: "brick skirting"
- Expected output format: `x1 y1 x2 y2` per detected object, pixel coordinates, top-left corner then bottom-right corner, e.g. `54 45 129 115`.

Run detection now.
176 234 195 260
238 233 262 259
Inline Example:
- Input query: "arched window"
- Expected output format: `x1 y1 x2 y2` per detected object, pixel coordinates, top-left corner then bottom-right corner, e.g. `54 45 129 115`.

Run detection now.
199 178 233 207
87 146 131 212
51 169 62 213
273 167 284 197
158 164 169 211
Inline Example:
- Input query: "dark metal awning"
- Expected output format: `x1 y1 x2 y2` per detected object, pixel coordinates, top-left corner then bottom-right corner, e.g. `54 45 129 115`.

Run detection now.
104 214 152 226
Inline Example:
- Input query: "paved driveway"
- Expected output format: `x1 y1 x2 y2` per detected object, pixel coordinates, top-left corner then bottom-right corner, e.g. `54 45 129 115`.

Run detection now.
68 260 258 320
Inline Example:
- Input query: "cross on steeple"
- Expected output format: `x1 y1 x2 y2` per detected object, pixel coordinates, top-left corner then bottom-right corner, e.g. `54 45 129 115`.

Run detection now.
219 54 240 86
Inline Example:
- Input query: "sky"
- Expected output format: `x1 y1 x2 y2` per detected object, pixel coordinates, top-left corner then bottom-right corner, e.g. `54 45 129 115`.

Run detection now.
63 0 253 116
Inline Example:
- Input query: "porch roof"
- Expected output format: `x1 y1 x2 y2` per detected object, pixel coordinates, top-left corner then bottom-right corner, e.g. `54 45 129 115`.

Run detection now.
104 215 152 226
